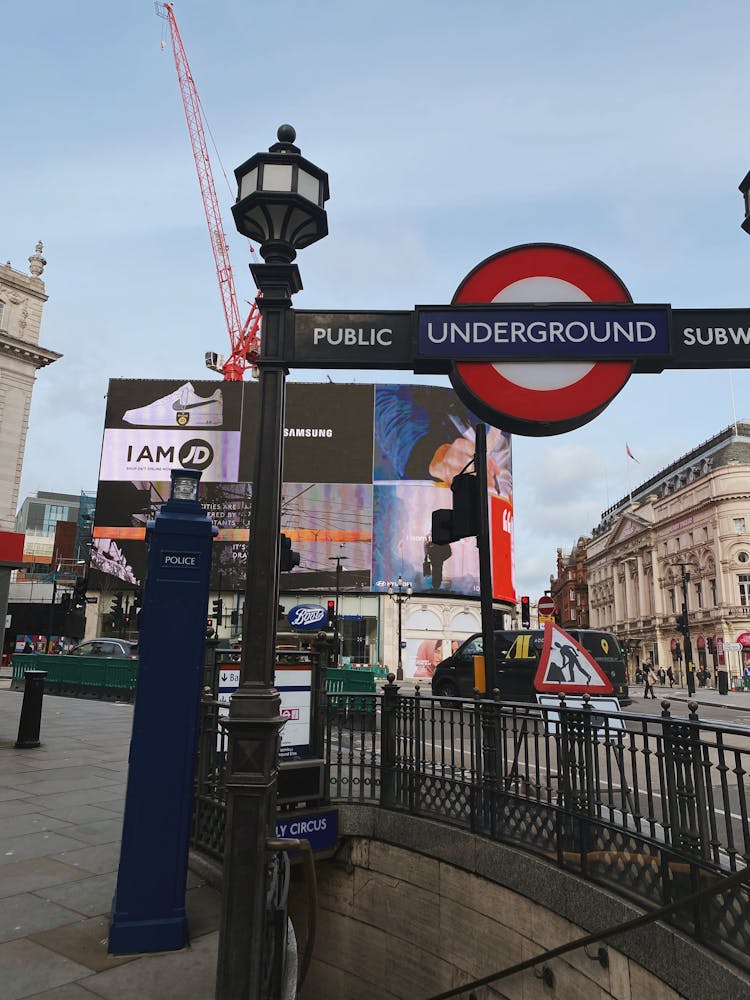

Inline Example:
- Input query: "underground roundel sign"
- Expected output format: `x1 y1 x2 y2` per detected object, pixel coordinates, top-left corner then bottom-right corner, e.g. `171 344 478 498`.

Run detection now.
449 243 634 436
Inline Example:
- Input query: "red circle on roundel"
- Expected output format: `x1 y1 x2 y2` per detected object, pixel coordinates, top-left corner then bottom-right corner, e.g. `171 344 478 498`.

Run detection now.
537 596 555 616
450 244 634 436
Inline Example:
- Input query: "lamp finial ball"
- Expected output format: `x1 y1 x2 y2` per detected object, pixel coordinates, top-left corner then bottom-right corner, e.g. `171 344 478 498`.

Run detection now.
277 124 296 144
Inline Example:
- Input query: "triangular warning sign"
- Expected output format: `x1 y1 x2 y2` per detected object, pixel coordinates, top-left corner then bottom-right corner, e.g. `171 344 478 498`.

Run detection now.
534 622 614 694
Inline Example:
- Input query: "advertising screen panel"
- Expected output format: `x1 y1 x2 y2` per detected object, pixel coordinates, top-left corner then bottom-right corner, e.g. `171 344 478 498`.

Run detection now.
93 381 514 602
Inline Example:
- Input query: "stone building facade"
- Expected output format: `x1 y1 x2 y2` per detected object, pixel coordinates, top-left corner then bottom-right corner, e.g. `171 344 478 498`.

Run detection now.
550 537 590 628
586 423 750 683
0 244 60 648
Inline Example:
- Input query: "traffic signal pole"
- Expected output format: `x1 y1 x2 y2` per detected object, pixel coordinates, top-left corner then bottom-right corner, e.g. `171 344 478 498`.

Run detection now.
678 562 696 696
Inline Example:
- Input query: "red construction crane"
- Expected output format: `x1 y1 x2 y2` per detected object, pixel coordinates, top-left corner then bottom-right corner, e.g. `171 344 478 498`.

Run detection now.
156 1 260 381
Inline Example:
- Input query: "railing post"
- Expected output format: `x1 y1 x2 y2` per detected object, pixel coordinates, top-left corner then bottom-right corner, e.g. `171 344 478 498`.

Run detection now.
556 693 575 859
661 699 708 859
15 670 47 749
472 689 484 833
380 673 399 809
412 684 422 815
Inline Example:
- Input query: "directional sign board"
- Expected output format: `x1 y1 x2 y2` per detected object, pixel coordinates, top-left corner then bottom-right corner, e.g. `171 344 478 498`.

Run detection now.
218 661 313 757
292 310 413 368
534 621 614 695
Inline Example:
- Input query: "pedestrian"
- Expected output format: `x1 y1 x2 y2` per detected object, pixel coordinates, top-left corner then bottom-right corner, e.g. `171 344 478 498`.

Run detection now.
643 660 657 699
666 665 674 688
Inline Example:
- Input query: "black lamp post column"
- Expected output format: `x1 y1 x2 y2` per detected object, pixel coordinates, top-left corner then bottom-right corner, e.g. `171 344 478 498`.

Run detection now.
216 264 297 999
216 126 329 1000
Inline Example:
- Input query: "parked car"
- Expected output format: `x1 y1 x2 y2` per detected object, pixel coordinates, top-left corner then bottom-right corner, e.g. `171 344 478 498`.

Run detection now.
69 638 139 659
430 629 630 704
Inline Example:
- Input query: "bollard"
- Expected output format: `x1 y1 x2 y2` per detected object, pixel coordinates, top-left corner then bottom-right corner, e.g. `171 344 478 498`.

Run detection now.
15 670 48 748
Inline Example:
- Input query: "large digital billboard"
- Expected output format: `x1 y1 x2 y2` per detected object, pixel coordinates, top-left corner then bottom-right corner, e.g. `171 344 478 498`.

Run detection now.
92 380 514 601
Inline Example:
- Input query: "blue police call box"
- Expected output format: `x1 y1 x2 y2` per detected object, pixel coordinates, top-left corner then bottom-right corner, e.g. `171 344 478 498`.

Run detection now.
109 469 217 955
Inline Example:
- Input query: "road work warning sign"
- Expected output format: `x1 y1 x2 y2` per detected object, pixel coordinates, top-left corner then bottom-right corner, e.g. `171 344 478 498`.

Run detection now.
534 622 614 695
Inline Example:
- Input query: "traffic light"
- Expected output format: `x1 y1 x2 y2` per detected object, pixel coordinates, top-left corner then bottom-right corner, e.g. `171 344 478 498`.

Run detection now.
110 593 123 619
60 593 71 614
72 576 88 611
132 588 142 611
675 612 689 635
279 533 301 572
212 598 224 620
521 595 530 628
327 599 336 629
431 509 455 546
431 473 480 544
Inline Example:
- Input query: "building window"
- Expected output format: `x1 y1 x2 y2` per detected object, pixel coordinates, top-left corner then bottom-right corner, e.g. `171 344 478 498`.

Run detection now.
569 587 575 603
710 578 717 606
734 517 746 535
738 551 750 564
0 299 4 328
694 581 703 609
739 575 750 607
42 504 70 536
668 588 676 613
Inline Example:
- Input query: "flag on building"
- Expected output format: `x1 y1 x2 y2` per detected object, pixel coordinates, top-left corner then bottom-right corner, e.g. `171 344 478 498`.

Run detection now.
626 443 639 462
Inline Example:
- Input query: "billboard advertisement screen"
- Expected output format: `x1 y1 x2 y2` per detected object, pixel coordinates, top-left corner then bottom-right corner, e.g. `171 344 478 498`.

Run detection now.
92 380 514 601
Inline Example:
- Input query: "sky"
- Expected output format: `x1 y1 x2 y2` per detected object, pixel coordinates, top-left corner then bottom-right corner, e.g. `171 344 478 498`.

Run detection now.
4 0 750 603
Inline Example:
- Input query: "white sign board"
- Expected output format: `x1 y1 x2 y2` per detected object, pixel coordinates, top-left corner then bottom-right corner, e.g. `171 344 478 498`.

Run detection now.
536 694 625 735
217 663 313 757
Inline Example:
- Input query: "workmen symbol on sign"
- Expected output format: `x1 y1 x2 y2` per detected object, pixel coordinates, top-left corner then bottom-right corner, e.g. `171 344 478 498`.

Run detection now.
552 641 592 684
534 622 614 694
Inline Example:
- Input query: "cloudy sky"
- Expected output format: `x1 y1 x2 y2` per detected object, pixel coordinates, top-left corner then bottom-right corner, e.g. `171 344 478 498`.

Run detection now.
4 1 750 601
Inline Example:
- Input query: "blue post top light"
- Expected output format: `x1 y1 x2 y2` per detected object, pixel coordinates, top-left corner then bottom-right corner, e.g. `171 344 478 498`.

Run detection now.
170 468 202 502
146 469 216 537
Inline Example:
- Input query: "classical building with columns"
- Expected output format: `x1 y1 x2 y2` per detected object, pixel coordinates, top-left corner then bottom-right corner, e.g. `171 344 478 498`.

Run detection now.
586 422 750 683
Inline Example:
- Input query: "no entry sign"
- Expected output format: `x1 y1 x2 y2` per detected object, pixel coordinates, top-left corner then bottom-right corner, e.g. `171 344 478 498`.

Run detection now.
449 244 634 435
538 595 555 617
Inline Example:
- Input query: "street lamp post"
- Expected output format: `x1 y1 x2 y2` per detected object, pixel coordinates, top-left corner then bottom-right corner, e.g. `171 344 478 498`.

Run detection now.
387 575 412 680
328 554 346 663
216 126 328 1000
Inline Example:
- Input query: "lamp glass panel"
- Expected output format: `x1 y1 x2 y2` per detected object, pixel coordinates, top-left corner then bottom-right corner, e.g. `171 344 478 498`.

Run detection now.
239 167 258 201
296 168 320 204
267 204 288 239
261 163 294 192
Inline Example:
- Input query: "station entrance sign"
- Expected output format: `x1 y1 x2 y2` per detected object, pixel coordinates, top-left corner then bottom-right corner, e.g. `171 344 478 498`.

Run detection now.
290 242 750 436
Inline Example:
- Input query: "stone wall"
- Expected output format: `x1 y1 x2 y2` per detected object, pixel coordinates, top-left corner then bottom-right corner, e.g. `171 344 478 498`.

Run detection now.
288 806 748 1000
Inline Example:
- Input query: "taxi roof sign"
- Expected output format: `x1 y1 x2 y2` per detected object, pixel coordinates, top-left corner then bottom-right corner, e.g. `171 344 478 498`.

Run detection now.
534 622 614 695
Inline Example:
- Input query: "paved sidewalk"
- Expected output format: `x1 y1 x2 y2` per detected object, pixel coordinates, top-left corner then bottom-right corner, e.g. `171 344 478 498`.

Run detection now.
648 684 750 715
0 683 221 1000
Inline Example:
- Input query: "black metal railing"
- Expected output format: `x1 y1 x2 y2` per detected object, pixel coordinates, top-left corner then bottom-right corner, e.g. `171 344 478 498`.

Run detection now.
192 683 750 973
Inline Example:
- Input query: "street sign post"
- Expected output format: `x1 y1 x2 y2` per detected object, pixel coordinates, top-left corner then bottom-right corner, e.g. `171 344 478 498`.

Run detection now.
538 595 556 617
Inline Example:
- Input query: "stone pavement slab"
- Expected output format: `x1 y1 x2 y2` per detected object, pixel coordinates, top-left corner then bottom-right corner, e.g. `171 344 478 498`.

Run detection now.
0 687 222 1000
0 938 94 999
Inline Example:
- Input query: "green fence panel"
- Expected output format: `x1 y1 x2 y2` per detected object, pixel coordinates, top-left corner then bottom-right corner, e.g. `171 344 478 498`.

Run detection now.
326 667 377 712
11 654 138 695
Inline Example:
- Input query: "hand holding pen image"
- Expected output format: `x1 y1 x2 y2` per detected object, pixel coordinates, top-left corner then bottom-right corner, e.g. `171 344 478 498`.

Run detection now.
429 419 512 497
